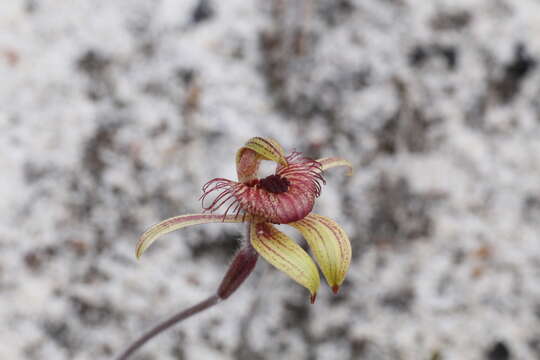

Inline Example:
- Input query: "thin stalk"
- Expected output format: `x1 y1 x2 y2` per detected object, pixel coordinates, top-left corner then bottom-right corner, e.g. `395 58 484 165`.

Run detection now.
116 227 257 359
115 294 220 360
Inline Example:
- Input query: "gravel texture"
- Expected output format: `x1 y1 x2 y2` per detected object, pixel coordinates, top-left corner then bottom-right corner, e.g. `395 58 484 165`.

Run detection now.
1 1 540 359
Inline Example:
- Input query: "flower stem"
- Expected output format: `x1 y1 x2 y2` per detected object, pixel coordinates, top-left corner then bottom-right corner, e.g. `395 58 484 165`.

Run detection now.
115 294 220 360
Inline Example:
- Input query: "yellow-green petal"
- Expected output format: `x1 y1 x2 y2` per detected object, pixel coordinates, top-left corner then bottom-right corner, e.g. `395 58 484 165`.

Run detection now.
250 221 320 302
289 213 351 293
317 157 353 176
136 214 248 259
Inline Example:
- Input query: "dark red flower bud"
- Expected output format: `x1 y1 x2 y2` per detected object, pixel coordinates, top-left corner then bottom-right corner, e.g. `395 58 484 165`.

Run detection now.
217 246 258 299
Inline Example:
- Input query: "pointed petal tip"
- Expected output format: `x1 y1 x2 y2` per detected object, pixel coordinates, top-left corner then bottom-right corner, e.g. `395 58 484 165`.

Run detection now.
310 292 317 304
290 214 351 298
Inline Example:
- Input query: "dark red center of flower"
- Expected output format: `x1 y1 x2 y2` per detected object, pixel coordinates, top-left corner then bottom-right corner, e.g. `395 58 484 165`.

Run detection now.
257 174 290 194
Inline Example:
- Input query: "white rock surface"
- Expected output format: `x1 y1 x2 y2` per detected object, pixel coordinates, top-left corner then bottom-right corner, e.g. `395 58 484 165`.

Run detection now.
1 0 539 359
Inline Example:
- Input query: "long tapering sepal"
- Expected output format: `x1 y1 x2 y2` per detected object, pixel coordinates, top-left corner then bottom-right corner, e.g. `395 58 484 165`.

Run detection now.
290 214 351 293
136 214 248 258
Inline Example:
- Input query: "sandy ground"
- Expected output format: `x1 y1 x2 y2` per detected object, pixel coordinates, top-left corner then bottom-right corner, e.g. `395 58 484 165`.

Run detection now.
1 1 540 359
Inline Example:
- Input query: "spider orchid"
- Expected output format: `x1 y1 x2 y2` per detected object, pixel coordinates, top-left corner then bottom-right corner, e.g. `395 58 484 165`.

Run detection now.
117 137 352 360
137 136 352 300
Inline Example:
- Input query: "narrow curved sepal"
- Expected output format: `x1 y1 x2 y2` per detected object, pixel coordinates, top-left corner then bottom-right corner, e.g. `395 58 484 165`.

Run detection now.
316 157 353 176
236 137 288 182
290 214 351 292
249 221 320 301
136 214 248 259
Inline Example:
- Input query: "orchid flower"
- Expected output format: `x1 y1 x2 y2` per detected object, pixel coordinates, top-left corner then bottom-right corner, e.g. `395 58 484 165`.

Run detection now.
117 137 352 359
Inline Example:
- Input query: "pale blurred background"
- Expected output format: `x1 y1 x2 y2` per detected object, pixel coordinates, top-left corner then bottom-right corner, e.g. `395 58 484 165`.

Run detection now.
1 1 540 359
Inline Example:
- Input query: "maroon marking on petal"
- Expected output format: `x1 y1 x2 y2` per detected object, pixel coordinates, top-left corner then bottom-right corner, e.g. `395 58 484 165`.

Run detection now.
315 216 350 277
255 222 272 237
310 293 317 304
253 137 286 163
298 216 336 277
253 223 313 286
332 285 340 294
